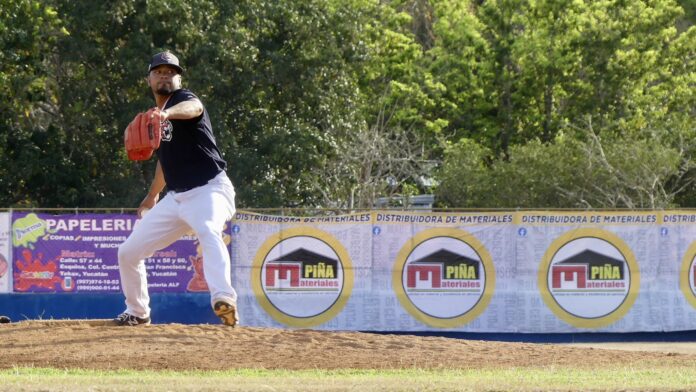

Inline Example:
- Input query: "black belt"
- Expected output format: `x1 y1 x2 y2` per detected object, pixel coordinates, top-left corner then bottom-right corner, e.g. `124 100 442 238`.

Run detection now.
171 186 198 193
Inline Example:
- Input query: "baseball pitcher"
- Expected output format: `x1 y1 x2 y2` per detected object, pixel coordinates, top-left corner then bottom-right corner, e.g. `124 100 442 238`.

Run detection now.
118 51 238 327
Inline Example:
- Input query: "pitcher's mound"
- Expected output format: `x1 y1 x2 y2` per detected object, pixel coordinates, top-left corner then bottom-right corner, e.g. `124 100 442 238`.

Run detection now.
0 320 693 371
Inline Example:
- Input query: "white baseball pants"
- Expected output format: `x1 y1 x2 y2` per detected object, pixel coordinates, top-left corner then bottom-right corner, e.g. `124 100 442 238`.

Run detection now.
118 171 237 318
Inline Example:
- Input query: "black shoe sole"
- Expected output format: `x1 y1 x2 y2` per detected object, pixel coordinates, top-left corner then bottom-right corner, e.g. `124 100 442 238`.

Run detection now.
111 318 151 327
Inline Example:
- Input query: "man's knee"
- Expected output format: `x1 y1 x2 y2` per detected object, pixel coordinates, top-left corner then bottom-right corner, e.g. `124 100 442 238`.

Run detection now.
192 222 224 242
118 240 141 266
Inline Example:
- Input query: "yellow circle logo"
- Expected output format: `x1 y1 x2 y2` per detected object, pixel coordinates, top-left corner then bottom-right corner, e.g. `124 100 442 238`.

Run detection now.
392 228 495 328
251 227 354 328
679 241 696 309
538 228 639 328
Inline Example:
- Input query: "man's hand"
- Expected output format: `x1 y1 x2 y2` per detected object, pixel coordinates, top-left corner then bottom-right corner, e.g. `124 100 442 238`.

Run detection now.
138 193 160 218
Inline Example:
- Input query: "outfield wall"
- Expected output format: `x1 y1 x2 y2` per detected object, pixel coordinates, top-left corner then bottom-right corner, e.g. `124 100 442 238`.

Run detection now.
3 210 696 333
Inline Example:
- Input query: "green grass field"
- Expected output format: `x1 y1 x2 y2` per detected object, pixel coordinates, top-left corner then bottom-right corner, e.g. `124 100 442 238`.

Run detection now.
2 366 695 391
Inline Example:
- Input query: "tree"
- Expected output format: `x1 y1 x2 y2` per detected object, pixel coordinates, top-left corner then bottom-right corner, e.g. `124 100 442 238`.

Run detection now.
1 0 692 209
428 0 691 152
282 0 446 208
190 0 367 207
436 119 689 209
1 0 379 208
0 0 68 206
311 87 436 209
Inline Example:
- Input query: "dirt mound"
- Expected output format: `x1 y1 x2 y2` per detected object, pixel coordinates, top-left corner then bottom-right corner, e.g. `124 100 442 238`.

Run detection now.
0 320 693 371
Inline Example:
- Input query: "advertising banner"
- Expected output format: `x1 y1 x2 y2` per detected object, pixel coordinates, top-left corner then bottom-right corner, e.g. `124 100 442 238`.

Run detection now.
515 211 655 333
231 211 372 330
369 211 513 332
10 212 204 293
9 209 696 333
0 212 10 293
231 210 696 333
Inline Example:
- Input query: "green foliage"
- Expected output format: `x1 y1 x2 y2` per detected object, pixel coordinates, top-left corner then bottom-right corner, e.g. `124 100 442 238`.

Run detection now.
193 0 368 207
1 0 374 208
437 128 686 208
0 0 67 206
428 0 692 150
435 138 492 208
307 0 447 208
0 0 692 209
432 0 693 209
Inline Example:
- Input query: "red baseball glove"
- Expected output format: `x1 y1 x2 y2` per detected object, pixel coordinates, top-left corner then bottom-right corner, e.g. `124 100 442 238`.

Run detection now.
124 108 164 161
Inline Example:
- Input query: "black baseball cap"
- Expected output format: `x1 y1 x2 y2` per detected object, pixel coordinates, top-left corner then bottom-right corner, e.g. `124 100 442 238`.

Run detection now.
148 51 184 74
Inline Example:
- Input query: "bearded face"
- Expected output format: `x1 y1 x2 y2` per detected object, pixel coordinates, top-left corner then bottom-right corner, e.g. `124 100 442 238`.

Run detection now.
156 82 175 95
148 65 181 96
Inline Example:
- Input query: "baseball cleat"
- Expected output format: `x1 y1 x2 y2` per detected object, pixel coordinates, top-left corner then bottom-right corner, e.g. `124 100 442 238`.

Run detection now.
113 312 151 326
213 299 239 327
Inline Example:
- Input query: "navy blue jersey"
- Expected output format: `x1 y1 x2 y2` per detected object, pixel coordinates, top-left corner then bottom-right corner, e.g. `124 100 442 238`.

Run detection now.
155 89 227 191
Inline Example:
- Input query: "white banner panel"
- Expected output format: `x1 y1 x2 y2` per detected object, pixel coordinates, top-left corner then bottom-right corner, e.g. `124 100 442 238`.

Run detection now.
0 212 10 292
229 210 696 333
231 211 373 330
516 211 655 332
372 211 513 331
660 211 696 330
